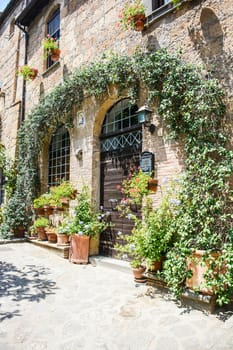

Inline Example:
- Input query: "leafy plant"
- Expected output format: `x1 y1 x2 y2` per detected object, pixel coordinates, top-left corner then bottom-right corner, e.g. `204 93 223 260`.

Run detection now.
33 217 49 228
115 215 147 268
50 181 76 200
120 169 153 205
71 185 107 237
118 0 146 30
57 217 73 235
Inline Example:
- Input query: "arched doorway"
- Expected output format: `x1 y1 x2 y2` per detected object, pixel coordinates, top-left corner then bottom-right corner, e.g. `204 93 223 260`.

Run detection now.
99 99 142 257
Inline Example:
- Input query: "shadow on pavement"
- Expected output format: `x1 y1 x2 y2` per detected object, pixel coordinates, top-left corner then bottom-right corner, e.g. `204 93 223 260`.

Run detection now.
0 261 57 322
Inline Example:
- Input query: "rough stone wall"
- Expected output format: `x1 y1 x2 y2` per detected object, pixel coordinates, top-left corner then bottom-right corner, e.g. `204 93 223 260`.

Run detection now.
0 0 232 199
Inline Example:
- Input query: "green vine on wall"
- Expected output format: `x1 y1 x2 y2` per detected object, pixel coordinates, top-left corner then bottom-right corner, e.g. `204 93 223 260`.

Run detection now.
0 49 232 303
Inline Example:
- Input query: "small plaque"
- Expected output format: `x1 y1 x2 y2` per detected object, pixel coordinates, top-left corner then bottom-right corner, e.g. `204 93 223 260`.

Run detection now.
140 151 154 175
77 112 85 126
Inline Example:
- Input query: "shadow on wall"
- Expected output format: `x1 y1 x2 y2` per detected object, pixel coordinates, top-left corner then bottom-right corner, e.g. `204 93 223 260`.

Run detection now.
0 259 57 322
189 7 233 95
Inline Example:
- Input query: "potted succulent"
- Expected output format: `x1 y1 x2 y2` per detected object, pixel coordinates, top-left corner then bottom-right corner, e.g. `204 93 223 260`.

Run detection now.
17 65 38 81
33 217 49 241
69 185 107 264
118 0 146 31
42 35 61 61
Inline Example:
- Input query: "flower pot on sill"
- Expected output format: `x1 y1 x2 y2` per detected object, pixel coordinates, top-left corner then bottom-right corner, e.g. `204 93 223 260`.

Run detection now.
133 14 146 31
50 48 61 62
69 234 90 264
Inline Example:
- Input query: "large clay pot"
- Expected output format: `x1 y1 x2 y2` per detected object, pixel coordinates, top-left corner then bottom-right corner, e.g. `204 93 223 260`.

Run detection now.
186 250 221 295
12 226 25 238
69 234 90 264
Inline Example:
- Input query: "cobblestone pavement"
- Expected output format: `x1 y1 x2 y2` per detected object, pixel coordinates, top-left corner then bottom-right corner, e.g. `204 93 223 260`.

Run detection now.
0 243 233 350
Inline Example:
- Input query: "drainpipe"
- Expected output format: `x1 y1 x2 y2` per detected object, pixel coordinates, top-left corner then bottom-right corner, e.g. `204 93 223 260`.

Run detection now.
15 22 28 124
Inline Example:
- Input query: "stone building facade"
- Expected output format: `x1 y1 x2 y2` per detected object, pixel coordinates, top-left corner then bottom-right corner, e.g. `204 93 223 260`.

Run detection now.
0 0 232 254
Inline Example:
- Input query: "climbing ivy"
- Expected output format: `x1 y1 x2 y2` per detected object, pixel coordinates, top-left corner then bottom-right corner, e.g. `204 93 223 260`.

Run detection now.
0 49 232 304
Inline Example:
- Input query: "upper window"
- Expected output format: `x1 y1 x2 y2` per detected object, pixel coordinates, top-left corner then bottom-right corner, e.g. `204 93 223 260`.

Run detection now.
48 125 70 187
46 9 60 69
152 0 166 10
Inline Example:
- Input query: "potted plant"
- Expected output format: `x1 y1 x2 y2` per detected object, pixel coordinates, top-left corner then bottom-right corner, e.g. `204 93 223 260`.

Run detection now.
50 181 77 205
115 215 147 283
120 169 153 206
33 217 49 241
69 185 107 264
17 65 38 81
42 35 61 61
118 0 146 31
57 217 72 245
45 225 57 243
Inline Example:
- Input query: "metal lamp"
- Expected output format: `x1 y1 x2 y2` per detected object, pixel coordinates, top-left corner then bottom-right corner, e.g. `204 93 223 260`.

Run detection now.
136 105 156 134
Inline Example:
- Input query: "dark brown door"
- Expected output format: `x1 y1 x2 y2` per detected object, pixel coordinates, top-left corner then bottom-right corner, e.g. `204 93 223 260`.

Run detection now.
99 99 142 257
100 145 142 257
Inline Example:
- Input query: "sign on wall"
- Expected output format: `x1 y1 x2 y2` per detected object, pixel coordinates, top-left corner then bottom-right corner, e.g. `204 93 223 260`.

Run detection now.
140 151 154 175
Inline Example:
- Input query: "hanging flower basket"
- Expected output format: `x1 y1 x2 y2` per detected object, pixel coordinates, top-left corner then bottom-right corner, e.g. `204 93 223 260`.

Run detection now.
17 66 38 81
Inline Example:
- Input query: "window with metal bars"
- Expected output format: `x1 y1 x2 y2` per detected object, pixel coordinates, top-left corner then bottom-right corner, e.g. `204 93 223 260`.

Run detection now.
46 8 60 69
48 126 70 187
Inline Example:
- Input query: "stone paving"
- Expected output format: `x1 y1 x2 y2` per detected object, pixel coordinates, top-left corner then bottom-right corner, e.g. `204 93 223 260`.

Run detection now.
0 243 233 350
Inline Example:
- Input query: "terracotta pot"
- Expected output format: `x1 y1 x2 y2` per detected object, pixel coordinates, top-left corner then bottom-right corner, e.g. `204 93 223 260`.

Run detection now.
133 14 146 31
46 228 57 243
30 68 38 80
186 250 222 295
147 257 163 273
57 233 69 245
50 48 61 61
132 266 147 283
36 227 47 241
43 205 54 216
69 234 90 264
148 179 158 192
12 226 25 238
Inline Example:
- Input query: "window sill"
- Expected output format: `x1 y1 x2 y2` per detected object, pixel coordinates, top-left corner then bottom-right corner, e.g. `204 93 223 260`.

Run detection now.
146 0 190 27
42 60 60 78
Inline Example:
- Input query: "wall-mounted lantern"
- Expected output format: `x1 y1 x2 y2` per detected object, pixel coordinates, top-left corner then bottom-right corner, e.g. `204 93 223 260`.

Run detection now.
136 105 156 134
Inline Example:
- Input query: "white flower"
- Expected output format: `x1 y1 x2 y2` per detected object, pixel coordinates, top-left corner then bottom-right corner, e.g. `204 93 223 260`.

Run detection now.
117 231 122 236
